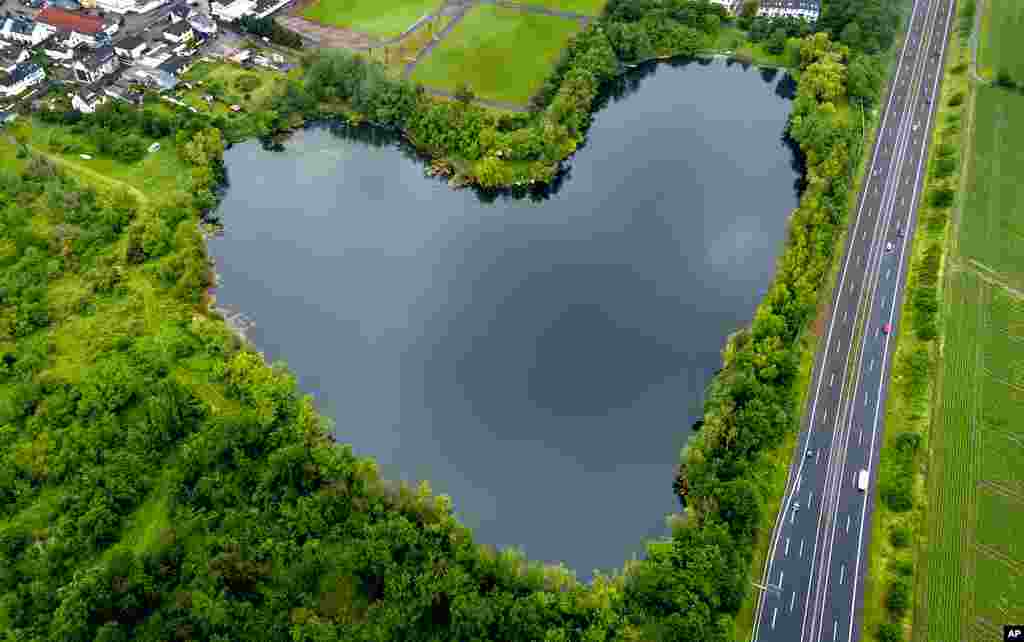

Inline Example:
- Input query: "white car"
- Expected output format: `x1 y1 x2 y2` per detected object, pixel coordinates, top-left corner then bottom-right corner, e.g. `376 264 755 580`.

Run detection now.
886 241 894 252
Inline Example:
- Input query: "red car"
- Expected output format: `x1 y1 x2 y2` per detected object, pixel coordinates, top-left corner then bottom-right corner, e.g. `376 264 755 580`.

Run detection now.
883 323 892 335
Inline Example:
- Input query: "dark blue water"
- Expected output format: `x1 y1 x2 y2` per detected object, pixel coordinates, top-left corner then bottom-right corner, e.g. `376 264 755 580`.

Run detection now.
208 57 800 580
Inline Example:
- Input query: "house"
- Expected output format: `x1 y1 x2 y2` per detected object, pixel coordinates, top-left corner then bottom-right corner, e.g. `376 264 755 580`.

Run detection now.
252 0 289 18
756 0 819 21
168 2 190 22
162 20 193 44
187 11 217 36
0 47 30 71
210 0 253 22
43 40 77 63
50 0 83 10
0 62 44 97
73 44 118 83
157 54 191 76
71 84 107 112
130 66 176 91
114 34 146 60
36 8 112 47
138 42 171 67
0 15 56 46
104 79 143 104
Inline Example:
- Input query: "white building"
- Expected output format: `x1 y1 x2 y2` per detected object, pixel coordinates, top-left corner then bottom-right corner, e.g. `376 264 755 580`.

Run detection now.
0 16 56 46
162 20 194 44
73 45 119 84
72 85 107 112
756 0 820 21
210 0 253 22
0 47 30 71
0 62 45 98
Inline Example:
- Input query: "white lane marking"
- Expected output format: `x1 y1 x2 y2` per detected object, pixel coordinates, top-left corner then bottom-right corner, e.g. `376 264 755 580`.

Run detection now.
823 407 829 423
799 539 804 558
779 570 784 588
815 450 821 465
790 590 797 612
865 393 869 407
886 268 892 280
772 607 778 630
843 309 848 323
833 619 838 641
846 514 851 533
900 197 905 207
796 475 802 493
830 372 835 387
785 537 790 557
869 358 875 371
790 508 796 524
859 427 863 446
836 341 841 354
862 230 867 240
840 563 845 585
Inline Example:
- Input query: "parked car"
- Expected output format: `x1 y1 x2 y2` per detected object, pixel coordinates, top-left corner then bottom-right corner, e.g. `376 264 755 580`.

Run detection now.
883 323 892 335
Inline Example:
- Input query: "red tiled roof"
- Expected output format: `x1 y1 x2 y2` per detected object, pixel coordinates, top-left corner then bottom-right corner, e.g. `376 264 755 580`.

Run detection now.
36 7 104 34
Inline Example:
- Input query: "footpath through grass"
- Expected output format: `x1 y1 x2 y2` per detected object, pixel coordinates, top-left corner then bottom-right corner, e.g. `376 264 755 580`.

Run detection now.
410 4 581 104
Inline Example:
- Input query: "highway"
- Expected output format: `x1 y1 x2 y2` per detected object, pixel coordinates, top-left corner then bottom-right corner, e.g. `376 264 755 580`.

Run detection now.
751 0 954 639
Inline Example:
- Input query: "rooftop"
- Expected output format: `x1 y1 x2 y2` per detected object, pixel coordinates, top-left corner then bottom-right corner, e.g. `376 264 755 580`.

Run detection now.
164 20 192 36
116 35 146 50
36 7 105 34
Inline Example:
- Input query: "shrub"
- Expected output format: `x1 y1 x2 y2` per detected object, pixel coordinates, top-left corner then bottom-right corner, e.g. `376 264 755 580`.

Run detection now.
877 622 904 642
932 156 956 178
947 91 964 106
234 74 262 92
890 525 910 548
892 558 914 577
928 187 955 208
886 577 910 617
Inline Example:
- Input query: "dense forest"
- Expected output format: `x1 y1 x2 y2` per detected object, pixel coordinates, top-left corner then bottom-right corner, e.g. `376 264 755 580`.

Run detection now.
0 0 900 639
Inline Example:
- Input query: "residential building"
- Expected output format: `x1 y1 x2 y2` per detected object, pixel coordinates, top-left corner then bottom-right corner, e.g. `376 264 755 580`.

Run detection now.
0 15 56 46
187 11 217 36
756 0 820 21
0 47 30 71
130 65 177 91
139 41 171 67
0 62 44 97
103 78 143 104
36 8 113 47
210 0 252 22
157 54 191 76
51 0 83 10
162 20 193 44
72 84 107 112
168 2 190 22
114 35 146 60
73 44 118 83
252 0 289 18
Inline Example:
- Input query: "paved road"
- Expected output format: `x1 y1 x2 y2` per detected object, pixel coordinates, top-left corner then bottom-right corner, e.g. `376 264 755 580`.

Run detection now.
751 0 954 640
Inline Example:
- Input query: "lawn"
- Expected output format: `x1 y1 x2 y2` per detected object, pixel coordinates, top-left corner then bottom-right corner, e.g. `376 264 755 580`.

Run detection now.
517 0 608 17
180 61 288 112
958 88 1024 290
301 0 440 39
978 0 1024 80
411 5 581 105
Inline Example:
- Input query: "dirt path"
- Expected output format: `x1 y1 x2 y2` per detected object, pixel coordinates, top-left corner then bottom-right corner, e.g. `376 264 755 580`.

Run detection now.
416 85 530 112
968 0 989 84
479 0 595 24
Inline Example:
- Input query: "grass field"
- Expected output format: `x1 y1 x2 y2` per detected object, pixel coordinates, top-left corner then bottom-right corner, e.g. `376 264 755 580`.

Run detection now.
410 5 581 104
516 0 608 16
301 0 440 39
977 0 1024 79
918 80 1024 642
958 88 1024 290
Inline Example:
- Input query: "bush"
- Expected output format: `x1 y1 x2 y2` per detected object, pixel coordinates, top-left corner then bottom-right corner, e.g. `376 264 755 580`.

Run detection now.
234 74 262 92
947 91 964 106
932 156 956 178
928 187 955 208
892 558 913 577
886 577 910 617
890 525 910 548
877 622 904 642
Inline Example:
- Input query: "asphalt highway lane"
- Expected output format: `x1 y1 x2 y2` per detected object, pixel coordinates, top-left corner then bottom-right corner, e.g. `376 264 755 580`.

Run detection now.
751 0 954 639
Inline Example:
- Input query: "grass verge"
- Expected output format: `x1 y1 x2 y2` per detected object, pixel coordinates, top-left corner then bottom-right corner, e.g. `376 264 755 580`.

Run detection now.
301 0 441 39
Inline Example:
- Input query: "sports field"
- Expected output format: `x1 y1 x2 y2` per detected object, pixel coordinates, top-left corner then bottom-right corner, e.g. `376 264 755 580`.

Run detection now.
958 88 1024 290
977 0 1024 79
410 5 581 105
301 0 440 39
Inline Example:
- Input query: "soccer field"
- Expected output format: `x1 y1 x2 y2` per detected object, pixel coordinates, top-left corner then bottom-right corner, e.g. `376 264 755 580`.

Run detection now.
410 5 581 105
301 0 440 39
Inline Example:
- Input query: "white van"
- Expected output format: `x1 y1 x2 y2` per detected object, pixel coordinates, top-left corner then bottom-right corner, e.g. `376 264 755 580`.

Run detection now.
857 469 869 492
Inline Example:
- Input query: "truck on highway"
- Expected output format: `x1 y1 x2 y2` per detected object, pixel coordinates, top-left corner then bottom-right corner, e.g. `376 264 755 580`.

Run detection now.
857 469 869 491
